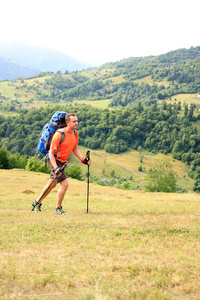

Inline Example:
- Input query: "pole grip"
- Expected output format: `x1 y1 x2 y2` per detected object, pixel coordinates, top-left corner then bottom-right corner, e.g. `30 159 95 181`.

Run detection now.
86 150 90 160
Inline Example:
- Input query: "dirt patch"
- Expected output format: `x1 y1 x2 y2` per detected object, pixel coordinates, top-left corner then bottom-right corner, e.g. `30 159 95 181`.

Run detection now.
22 190 35 194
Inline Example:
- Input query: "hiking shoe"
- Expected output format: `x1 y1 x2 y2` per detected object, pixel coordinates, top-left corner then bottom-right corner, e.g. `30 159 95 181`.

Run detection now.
55 206 67 215
31 200 42 212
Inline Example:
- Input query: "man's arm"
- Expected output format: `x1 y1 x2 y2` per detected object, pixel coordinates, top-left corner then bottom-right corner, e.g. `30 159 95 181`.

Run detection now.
49 148 58 170
73 146 91 166
49 148 63 177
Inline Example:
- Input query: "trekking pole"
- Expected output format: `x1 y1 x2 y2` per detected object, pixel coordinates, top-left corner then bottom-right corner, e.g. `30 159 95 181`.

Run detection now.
32 163 67 211
86 150 90 213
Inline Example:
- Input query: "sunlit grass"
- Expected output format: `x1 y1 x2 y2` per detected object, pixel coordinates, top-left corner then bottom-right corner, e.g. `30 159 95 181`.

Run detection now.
134 75 170 87
103 75 125 85
74 99 111 109
81 68 115 80
24 75 52 85
171 93 200 103
166 94 200 106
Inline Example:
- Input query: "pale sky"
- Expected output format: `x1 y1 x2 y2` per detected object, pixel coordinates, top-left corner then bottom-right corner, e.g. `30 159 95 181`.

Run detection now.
1 0 199 65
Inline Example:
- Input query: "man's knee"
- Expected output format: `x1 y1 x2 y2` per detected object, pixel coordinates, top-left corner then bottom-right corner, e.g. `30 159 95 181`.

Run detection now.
61 179 69 190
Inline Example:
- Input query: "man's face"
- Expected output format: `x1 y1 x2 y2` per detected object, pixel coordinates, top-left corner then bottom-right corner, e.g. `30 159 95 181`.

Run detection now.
68 116 78 130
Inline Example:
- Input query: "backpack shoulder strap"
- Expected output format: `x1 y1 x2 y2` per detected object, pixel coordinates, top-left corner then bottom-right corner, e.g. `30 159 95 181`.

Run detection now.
55 129 65 159
57 129 65 144
57 129 77 141
57 129 77 144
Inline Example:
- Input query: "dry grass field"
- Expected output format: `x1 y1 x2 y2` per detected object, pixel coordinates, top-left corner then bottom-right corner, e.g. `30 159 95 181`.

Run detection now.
0 169 200 299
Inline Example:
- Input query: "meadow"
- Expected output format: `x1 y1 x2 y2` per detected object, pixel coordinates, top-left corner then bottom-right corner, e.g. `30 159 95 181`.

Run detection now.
0 169 200 299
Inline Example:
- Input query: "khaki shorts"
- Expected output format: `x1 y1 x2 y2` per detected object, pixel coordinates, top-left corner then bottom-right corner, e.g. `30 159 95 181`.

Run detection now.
48 159 67 183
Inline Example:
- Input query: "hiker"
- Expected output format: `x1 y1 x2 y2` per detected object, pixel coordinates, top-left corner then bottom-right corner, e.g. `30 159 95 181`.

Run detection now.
32 113 91 214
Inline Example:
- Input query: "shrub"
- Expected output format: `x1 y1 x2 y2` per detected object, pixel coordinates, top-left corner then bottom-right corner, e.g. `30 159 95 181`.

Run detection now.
25 156 49 173
65 165 83 181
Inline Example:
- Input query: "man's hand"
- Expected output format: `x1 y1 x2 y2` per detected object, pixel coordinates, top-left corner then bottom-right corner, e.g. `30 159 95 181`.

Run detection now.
82 157 89 165
54 167 62 177
81 156 91 166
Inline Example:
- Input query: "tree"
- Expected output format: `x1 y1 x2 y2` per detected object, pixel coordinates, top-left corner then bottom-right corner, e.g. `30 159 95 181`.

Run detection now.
0 147 9 169
145 159 177 192
184 105 188 117
110 170 115 177
193 178 200 193
140 152 144 163
188 104 194 118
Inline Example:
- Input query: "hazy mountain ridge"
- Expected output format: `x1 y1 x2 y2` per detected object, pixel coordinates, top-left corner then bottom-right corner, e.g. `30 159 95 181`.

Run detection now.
0 43 89 79
0 56 40 80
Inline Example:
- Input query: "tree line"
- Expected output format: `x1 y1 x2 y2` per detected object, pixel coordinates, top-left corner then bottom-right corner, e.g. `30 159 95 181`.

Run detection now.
0 103 200 191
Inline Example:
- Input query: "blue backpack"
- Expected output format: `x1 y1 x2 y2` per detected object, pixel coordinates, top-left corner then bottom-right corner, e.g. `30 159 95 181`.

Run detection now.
37 111 67 156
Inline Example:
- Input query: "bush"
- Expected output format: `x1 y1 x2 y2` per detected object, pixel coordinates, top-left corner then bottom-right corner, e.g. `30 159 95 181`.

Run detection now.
144 159 177 192
8 152 28 169
65 165 83 181
97 180 106 186
122 182 130 190
25 156 49 173
138 166 143 172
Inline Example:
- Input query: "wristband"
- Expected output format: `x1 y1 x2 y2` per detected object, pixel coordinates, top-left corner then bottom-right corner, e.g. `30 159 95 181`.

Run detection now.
81 157 85 163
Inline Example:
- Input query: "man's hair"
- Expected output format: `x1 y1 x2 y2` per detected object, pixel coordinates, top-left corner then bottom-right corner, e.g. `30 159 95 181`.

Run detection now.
65 113 76 124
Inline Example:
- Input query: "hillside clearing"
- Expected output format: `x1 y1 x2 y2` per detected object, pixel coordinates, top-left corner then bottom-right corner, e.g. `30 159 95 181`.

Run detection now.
74 99 111 109
134 75 170 87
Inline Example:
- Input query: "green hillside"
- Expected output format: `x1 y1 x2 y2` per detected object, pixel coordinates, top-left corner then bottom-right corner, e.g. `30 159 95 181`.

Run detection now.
0 46 200 116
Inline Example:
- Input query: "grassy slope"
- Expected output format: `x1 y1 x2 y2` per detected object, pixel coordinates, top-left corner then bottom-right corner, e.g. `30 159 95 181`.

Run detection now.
69 146 194 191
0 77 50 112
0 169 200 299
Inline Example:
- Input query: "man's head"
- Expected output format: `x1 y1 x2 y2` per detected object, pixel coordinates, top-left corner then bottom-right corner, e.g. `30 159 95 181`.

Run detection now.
65 113 78 130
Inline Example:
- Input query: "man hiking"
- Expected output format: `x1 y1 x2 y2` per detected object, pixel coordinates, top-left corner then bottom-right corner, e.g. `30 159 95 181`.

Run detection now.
32 113 91 214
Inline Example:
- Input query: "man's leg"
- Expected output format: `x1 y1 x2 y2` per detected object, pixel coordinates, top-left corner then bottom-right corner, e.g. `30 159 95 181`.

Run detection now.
36 178 57 203
56 178 69 208
32 178 57 212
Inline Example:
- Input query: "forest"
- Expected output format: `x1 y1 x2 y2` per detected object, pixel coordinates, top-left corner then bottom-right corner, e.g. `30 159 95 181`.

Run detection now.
0 102 200 191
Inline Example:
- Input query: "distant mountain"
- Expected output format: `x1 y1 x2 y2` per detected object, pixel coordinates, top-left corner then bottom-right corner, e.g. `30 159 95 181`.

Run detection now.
0 56 40 80
0 43 88 79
